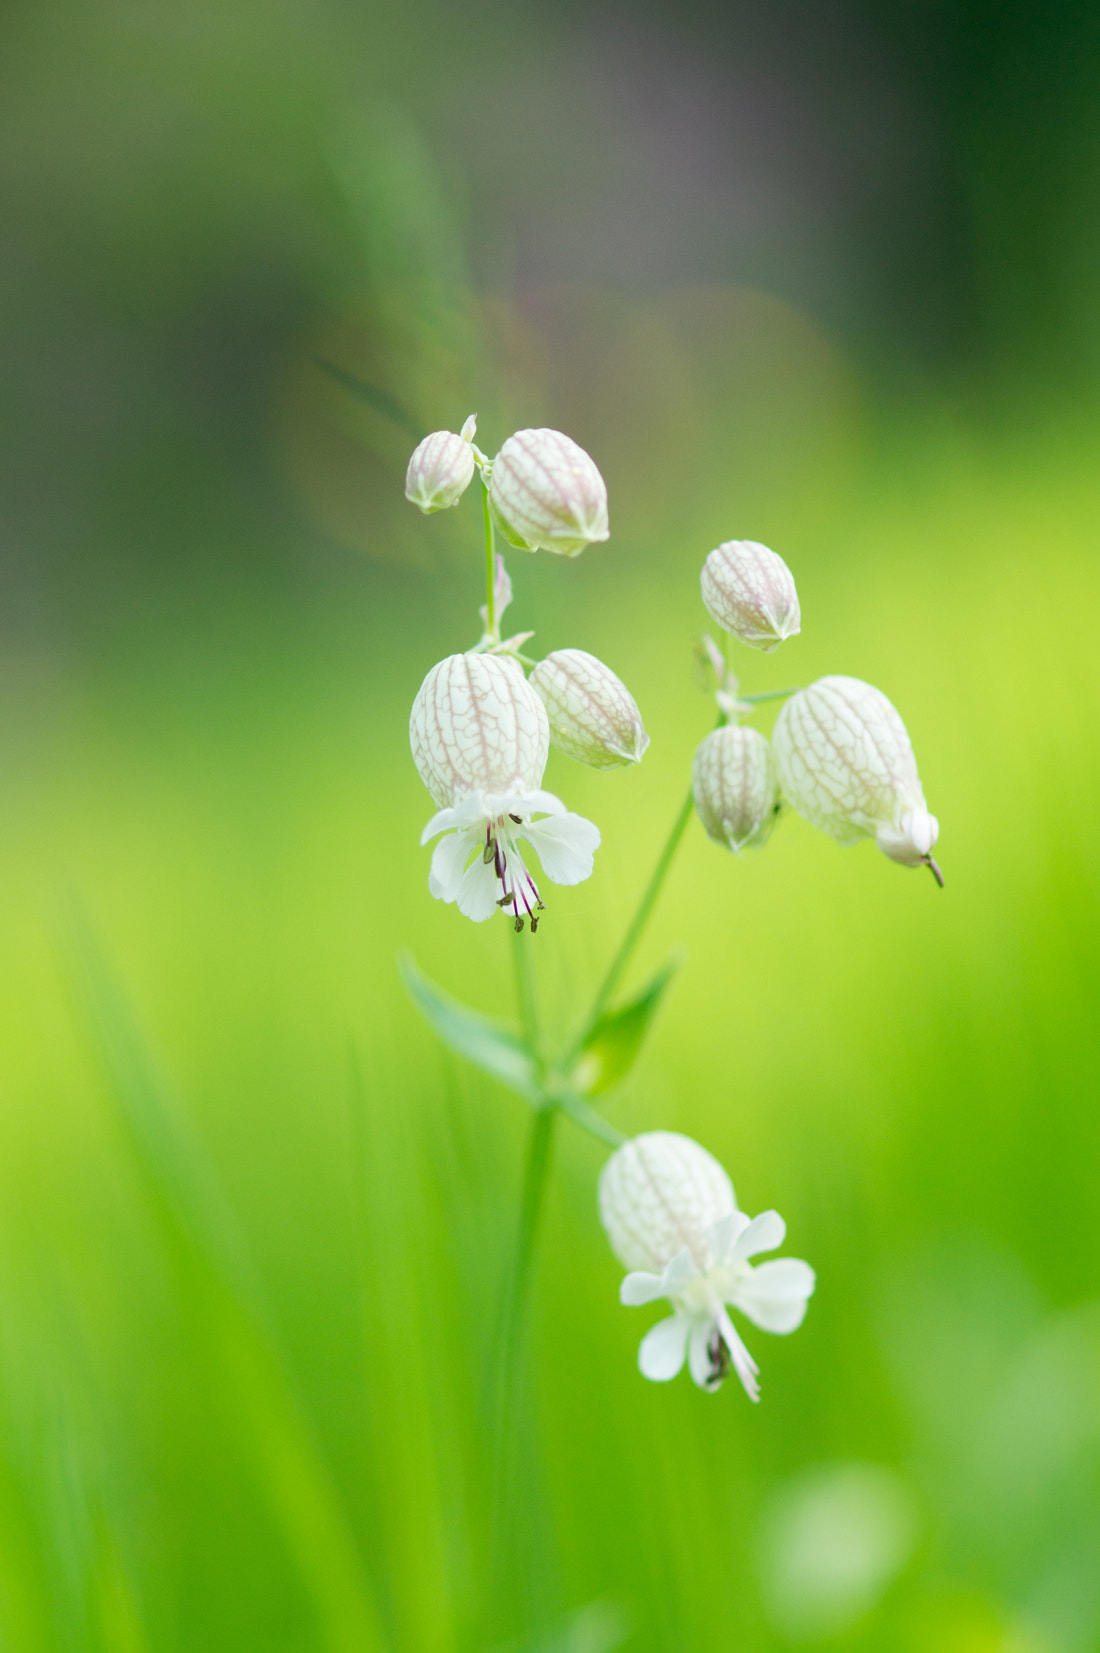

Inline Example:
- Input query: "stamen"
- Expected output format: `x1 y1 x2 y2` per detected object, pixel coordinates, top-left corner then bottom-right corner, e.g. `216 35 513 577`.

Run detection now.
483 836 496 865
513 915 525 933
509 813 522 824
925 855 945 888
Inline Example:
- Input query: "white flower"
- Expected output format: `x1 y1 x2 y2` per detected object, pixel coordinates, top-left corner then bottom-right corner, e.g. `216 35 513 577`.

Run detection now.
489 428 610 557
692 725 780 851
421 787 600 928
598 1132 815 1399
410 653 600 927
529 649 649 769
772 675 941 880
405 426 476 514
700 541 801 652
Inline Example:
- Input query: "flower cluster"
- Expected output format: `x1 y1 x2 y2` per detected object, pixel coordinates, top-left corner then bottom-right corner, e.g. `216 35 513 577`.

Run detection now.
693 539 942 883
406 422 646 930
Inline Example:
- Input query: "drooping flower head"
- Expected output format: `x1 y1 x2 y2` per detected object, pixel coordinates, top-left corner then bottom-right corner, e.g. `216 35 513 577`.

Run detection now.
529 649 649 770
772 675 942 881
598 1131 815 1398
693 725 780 852
701 541 801 652
410 653 600 928
405 422 477 514
489 429 609 557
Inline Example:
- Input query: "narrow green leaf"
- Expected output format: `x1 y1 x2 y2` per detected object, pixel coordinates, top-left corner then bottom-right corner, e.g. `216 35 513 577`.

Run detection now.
571 954 682 1096
400 953 539 1104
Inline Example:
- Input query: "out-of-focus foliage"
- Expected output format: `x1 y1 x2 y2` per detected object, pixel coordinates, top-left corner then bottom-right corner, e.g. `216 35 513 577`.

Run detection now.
2 0 1100 1648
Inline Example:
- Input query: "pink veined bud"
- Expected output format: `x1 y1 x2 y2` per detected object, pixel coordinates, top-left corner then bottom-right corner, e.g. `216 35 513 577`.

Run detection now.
405 428 476 514
409 653 549 807
692 725 780 852
772 675 941 879
528 649 649 769
489 428 609 557
700 541 801 652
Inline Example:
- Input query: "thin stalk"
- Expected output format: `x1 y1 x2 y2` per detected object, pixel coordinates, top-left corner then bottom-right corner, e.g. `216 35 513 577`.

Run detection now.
569 784 695 1060
739 686 800 704
482 478 496 641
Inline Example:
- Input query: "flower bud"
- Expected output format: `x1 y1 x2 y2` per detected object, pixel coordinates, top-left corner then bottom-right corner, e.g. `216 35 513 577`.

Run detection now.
528 649 649 769
410 653 549 807
598 1131 736 1275
405 428 476 514
489 428 609 557
692 725 779 852
700 541 801 652
772 675 940 874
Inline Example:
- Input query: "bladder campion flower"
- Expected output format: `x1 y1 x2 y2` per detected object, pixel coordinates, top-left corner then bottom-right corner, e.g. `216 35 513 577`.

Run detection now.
598 1132 815 1399
404 421 477 514
772 675 942 882
410 653 600 927
489 428 609 556
529 649 649 769
701 541 801 652
693 725 780 851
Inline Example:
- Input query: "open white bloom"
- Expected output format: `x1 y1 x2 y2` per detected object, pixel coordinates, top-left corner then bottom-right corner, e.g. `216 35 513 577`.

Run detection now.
693 725 780 851
772 675 941 880
598 1132 815 1399
410 653 600 927
489 429 609 557
701 541 801 652
405 426 476 514
529 649 649 769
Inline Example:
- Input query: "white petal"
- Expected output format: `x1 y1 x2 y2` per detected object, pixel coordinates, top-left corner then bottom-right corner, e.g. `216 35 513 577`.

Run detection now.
456 855 501 923
716 1306 760 1401
688 1316 720 1390
662 1246 697 1292
639 1315 690 1382
524 811 601 884
706 1210 750 1265
731 1209 786 1264
484 787 566 820
730 1259 816 1333
428 830 474 901
620 1271 668 1307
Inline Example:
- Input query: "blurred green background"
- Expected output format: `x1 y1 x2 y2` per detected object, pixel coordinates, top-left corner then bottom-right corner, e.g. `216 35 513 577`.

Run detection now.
2 0 1100 1648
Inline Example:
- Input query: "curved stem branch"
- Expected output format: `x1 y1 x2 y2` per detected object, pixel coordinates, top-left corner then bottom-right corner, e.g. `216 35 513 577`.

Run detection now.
482 478 496 642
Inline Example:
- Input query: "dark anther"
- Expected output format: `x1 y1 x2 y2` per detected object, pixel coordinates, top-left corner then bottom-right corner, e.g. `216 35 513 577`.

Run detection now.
530 916 540 933
509 813 522 824
483 838 496 864
497 894 514 907
513 915 525 933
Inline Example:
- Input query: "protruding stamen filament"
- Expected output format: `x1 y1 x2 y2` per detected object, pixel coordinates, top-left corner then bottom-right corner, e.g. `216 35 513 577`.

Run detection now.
925 855 945 887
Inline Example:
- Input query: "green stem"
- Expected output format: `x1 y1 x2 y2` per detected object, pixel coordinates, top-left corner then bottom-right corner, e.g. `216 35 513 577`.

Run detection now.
739 686 800 704
482 478 496 641
568 784 695 1060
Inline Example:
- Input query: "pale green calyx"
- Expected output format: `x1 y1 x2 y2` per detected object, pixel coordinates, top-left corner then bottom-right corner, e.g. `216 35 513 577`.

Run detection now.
528 649 649 769
405 426 477 514
488 428 610 557
701 541 801 652
772 675 942 881
692 725 780 851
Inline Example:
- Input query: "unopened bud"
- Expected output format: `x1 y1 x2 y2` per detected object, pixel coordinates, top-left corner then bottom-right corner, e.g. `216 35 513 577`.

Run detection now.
598 1131 736 1274
528 649 649 769
410 653 548 807
773 675 940 875
405 428 476 514
489 428 609 557
692 726 779 852
700 541 801 652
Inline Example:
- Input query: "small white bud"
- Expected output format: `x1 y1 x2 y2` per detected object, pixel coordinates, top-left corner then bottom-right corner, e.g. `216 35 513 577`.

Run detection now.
528 649 649 769
409 653 549 807
405 430 476 514
692 725 780 851
772 675 941 876
489 428 610 557
598 1132 736 1275
701 541 801 652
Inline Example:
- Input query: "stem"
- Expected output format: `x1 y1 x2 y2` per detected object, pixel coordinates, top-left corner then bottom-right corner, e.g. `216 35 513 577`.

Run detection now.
482 478 496 642
553 1088 626 1147
739 686 800 704
569 784 695 1060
